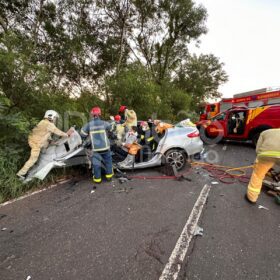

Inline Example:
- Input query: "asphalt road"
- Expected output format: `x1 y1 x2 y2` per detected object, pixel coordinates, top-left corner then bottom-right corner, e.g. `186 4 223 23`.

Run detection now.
0 142 279 280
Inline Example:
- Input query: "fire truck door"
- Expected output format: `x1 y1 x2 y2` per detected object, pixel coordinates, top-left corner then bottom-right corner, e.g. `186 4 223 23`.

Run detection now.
227 111 247 137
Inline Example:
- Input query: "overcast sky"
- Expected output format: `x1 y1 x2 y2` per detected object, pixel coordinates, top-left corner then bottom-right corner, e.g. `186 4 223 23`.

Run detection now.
192 0 280 98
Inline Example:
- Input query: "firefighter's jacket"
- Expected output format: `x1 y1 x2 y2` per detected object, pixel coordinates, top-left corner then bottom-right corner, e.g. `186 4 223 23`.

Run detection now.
155 122 174 134
29 119 68 148
139 128 154 146
124 109 137 128
81 118 111 152
256 128 280 159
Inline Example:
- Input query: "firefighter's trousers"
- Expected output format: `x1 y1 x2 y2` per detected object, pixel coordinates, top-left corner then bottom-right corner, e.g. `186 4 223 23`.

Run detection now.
247 158 275 203
92 150 113 183
17 141 41 176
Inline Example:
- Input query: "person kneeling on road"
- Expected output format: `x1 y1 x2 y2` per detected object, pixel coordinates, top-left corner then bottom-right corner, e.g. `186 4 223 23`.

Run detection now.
246 128 280 204
17 110 73 180
80 107 113 184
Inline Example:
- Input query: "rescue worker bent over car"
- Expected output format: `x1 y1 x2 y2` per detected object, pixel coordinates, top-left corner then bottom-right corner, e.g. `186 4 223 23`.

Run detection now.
17 110 72 180
153 120 174 135
246 128 280 203
81 107 113 184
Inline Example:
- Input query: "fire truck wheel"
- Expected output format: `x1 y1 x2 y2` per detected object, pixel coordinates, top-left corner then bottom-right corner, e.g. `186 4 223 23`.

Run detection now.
199 127 223 145
252 132 260 146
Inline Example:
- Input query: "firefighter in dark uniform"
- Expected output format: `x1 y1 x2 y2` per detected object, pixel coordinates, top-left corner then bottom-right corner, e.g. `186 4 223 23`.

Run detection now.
139 121 154 147
139 121 155 161
80 107 113 183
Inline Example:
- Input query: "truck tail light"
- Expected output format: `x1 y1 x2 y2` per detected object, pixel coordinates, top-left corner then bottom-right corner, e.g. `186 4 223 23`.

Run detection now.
187 131 200 138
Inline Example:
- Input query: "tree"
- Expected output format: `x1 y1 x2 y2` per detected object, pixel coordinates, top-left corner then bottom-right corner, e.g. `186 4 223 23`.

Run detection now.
175 54 228 110
131 0 208 83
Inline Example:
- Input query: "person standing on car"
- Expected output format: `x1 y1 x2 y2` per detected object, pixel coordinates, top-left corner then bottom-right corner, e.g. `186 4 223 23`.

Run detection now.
80 107 113 184
246 128 280 203
17 110 73 180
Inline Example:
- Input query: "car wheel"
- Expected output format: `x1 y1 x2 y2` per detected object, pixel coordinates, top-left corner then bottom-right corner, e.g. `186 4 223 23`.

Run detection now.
164 149 186 171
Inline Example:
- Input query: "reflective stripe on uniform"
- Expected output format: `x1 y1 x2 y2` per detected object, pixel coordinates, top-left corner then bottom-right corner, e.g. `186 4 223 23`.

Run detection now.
93 147 110 152
248 186 261 194
91 129 105 134
258 151 280 158
81 129 88 136
93 177 102 183
147 136 154 142
105 173 113 179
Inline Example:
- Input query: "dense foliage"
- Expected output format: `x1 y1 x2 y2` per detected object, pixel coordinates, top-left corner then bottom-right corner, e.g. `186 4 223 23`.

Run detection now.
0 0 228 201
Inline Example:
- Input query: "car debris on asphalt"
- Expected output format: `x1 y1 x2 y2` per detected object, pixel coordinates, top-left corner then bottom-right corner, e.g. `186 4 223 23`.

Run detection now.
194 226 204 236
258 205 269 210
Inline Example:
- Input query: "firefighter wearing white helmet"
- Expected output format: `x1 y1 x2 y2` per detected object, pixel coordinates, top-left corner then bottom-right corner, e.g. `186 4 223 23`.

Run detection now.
17 110 73 179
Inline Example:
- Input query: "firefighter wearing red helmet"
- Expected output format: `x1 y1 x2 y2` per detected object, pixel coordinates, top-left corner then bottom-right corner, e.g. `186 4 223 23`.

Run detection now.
114 115 121 123
80 106 113 183
118 105 137 128
118 105 127 123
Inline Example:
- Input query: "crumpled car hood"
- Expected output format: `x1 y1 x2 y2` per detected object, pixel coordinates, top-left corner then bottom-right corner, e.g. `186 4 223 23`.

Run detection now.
25 130 86 182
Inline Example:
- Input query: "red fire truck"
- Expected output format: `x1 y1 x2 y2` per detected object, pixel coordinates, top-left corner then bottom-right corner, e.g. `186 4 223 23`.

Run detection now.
197 104 280 145
200 88 280 120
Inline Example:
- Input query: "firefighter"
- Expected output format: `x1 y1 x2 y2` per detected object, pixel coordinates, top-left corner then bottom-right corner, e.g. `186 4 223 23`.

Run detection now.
17 110 72 179
80 107 113 184
138 121 155 161
118 105 127 123
114 115 121 124
118 105 137 128
153 120 174 135
108 115 122 141
139 121 155 147
246 128 280 203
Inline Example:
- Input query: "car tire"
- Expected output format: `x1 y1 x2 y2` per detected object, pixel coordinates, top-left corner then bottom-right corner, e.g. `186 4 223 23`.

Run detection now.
164 149 187 171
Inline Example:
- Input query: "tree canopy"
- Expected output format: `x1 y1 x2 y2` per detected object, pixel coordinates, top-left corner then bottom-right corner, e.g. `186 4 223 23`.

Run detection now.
0 0 228 201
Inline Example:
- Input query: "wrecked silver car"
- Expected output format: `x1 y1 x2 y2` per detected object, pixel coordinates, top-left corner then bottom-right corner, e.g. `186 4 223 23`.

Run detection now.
24 121 203 182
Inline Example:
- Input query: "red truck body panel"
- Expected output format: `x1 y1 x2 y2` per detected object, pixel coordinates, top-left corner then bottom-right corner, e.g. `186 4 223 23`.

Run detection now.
200 89 280 120
197 105 280 143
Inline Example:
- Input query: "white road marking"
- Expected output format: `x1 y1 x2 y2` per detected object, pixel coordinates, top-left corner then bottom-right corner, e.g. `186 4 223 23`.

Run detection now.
222 145 227 151
159 184 211 280
0 179 72 208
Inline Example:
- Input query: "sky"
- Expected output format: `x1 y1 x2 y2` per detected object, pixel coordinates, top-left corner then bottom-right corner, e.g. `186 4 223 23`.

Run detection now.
192 0 280 98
